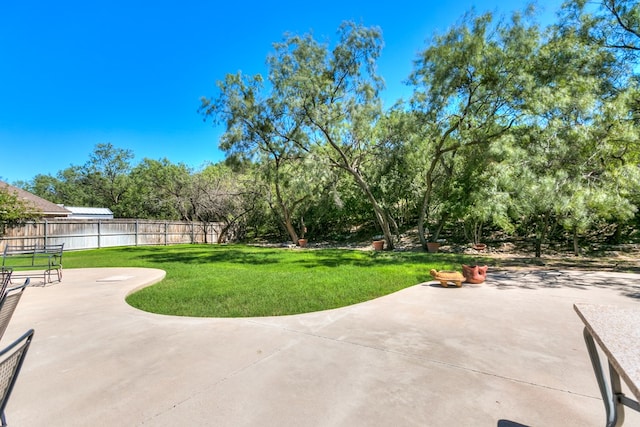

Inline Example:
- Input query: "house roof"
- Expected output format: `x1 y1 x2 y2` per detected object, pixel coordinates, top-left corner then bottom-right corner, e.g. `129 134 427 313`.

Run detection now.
0 181 71 217
64 206 113 217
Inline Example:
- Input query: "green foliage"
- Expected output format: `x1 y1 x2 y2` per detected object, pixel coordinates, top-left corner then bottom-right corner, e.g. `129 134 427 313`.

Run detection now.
561 0 640 63
488 16 640 255
0 185 40 235
13 3 640 254
405 10 538 248
122 158 192 219
201 21 397 247
82 143 134 215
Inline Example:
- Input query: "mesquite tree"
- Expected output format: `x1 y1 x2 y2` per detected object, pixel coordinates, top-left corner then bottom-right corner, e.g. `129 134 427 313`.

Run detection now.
495 19 640 256
406 11 535 250
200 72 315 244
202 22 396 248
269 22 396 248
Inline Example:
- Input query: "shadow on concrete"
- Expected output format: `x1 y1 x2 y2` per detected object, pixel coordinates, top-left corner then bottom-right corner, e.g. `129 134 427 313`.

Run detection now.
486 269 640 300
423 283 464 289
491 255 640 274
497 420 530 427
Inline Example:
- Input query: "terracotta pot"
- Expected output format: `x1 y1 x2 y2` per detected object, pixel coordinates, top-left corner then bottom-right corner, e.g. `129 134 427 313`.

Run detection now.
462 264 488 284
426 242 440 253
298 238 307 247
473 243 487 251
372 240 385 251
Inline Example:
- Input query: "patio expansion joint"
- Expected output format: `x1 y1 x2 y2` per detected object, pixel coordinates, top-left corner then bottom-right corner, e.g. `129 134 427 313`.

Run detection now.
246 319 601 402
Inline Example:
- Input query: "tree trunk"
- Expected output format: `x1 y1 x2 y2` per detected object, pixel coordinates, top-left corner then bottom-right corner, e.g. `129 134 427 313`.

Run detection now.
417 207 428 252
534 214 549 258
218 221 236 244
573 227 580 256
273 164 300 244
279 203 299 244
202 222 209 244
349 168 394 250
417 176 433 252
609 224 622 244
473 221 483 245
534 236 542 258
388 211 400 240
433 213 448 242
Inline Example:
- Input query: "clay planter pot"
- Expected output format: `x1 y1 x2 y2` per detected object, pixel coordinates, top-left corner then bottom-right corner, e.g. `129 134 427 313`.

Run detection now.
473 243 487 251
426 242 440 253
372 240 385 251
462 264 488 284
298 238 308 247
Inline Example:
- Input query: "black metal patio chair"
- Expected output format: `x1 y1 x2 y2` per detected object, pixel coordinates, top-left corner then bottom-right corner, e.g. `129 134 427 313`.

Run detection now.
0 280 29 343
0 329 34 427
0 271 11 299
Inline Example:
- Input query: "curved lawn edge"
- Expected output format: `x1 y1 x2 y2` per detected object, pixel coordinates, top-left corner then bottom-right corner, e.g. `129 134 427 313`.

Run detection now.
107 245 477 318
62 244 479 317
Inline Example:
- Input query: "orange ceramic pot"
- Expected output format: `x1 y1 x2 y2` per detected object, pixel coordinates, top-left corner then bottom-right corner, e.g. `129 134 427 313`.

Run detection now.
372 240 385 251
462 264 488 284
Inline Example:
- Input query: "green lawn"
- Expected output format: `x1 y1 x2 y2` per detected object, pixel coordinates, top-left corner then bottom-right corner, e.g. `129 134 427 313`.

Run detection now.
64 244 481 317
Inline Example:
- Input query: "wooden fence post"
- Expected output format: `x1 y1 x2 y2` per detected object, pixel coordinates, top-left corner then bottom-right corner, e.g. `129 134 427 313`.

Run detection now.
164 221 168 246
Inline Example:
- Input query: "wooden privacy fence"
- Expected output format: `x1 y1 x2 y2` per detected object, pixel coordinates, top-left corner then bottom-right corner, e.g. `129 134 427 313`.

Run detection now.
0 219 223 252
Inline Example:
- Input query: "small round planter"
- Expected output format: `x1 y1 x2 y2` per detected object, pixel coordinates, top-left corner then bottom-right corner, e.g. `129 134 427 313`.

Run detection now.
298 238 308 247
372 240 385 251
462 264 488 284
473 243 487 251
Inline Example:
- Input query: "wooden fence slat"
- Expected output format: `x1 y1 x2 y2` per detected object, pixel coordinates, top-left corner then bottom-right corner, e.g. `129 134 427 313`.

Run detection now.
0 219 222 251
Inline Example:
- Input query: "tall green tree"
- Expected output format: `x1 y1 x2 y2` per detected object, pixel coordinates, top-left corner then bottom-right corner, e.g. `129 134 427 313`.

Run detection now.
27 174 64 204
407 11 535 250
268 22 397 248
494 19 640 256
81 143 134 214
189 163 259 243
200 71 317 244
28 166 92 207
446 142 513 245
29 143 135 215
202 22 390 246
122 158 192 219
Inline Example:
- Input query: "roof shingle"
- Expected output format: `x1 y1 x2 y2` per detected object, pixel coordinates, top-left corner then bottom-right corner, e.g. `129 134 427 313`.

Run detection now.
0 181 71 217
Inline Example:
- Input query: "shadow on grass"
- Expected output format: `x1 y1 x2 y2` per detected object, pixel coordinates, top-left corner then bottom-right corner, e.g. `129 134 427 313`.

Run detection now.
73 246 640 300
302 249 479 269
119 245 481 270
118 246 282 266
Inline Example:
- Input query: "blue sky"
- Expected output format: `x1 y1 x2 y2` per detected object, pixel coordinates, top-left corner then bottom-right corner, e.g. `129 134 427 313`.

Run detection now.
0 0 560 184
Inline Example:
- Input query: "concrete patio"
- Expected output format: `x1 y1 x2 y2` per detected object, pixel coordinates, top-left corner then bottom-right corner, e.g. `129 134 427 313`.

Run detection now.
3 267 640 426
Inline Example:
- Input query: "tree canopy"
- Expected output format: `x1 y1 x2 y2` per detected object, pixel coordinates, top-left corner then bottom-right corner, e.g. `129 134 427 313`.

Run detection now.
11 1 640 255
